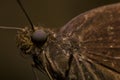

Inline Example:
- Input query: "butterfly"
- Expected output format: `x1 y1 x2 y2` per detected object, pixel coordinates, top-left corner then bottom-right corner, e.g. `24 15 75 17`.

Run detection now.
2 0 120 80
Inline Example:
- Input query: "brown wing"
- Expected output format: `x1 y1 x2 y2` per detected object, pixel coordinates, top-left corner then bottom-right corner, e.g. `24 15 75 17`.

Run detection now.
60 3 120 80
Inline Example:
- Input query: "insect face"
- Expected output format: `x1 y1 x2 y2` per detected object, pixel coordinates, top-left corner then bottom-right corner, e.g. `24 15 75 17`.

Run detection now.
16 26 51 55
1 0 120 80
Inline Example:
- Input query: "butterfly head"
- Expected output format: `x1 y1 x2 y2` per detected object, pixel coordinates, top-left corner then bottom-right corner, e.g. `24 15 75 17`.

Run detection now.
16 26 49 55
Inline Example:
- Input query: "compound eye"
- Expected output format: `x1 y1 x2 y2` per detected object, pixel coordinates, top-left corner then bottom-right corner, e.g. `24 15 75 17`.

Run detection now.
31 30 48 47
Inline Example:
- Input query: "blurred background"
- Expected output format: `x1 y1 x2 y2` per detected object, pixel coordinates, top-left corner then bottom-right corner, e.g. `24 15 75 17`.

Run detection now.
0 0 120 80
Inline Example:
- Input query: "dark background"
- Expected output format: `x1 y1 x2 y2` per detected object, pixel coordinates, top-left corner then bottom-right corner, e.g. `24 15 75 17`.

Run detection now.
0 0 120 80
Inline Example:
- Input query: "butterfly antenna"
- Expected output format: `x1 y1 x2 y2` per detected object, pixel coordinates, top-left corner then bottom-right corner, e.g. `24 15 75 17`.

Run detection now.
17 0 34 31
0 26 22 30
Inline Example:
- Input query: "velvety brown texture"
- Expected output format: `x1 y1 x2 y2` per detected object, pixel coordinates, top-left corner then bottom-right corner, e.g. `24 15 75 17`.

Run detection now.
0 0 120 80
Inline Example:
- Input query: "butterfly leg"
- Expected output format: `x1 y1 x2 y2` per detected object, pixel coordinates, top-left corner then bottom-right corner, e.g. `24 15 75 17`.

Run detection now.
72 53 86 80
43 52 54 80
31 62 40 80
65 54 74 79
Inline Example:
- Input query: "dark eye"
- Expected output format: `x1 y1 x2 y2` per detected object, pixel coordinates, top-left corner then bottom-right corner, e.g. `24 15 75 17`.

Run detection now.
31 30 48 47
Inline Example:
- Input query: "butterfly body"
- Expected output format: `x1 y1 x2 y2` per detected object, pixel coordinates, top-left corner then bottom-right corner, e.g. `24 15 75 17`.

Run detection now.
16 3 120 80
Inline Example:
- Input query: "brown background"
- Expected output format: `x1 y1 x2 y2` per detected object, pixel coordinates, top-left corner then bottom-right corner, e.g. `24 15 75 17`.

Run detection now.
0 0 120 80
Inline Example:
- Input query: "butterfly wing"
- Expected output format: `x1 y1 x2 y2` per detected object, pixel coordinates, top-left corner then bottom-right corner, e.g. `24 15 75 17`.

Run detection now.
59 3 120 80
